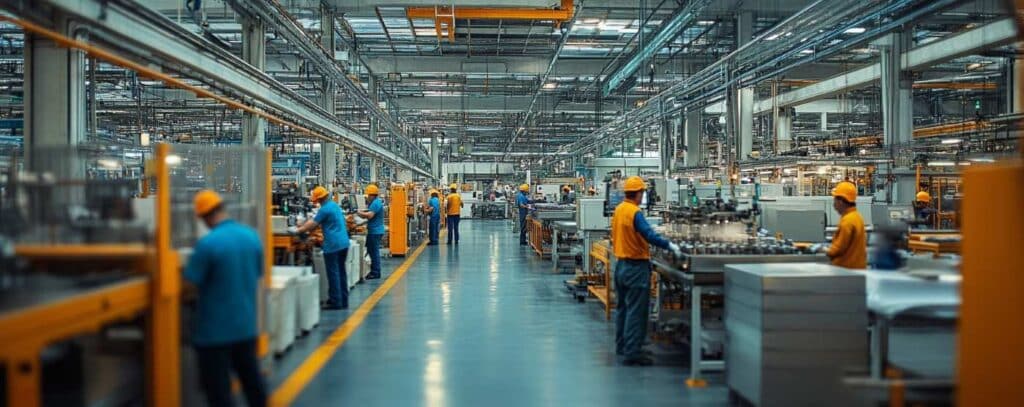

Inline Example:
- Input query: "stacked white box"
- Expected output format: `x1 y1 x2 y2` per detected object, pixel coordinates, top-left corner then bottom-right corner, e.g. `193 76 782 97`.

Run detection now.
272 266 319 335
268 275 297 355
725 263 867 406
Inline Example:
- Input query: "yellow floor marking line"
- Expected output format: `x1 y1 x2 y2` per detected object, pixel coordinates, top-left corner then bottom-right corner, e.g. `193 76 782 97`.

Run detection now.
270 241 429 406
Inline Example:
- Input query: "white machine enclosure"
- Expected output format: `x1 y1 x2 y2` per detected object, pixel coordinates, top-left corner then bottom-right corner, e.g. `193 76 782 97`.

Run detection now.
576 198 609 231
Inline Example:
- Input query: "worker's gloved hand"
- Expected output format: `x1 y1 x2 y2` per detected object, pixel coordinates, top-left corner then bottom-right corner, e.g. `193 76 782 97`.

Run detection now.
809 243 826 253
668 242 683 258
287 226 299 235
353 215 368 226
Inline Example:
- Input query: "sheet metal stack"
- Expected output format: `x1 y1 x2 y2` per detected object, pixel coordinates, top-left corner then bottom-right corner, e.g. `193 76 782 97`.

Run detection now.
725 263 867 406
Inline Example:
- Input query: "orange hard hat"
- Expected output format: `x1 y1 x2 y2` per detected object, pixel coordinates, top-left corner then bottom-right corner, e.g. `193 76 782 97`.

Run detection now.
915 191 931 203
193 189 223 217
366 184 380 195
831 181 857 203
310 186 329 202
623 176 646 192
519 184 529 192
562 185 570 192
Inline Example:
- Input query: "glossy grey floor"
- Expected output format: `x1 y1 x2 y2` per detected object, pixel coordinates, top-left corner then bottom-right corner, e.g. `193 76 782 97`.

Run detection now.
273 220 728 406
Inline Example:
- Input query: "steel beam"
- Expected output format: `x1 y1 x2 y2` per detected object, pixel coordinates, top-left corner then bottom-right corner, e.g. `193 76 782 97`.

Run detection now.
225 0 430 169
602 0 713 96
5 0 430 176
753 18 1017 113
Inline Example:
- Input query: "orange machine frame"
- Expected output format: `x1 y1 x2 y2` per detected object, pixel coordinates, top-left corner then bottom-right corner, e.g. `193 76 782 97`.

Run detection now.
389 184 409 256
1 144 180 407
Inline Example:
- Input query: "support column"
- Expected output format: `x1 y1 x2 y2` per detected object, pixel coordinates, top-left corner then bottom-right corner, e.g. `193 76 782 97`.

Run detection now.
684 109 701 167
820 112 828 132
368 74 379 183
658 116 671 174
776 107 793 152
880 31 913 149
431 134 440 181
351 153 360 182
735 11 754 161
241 16 266 146
319 6 337 186
24 13 86 163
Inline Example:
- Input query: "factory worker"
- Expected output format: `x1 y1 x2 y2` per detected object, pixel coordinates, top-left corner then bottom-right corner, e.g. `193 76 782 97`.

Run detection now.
560 185 574 204
424 189 441 245
185 190 267 407
912 191 936 229
446 183 463 245
516 183 532 246
357 184 385 280
587 186 597 196
826 181 867 269
292 186 351 309
611 176 681 366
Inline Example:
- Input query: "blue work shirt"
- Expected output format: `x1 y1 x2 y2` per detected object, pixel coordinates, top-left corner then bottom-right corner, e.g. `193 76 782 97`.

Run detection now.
184 220 263 346
315 200 351 253
634 211 672 249
429 196 441 221
367 196 385 235
516 191 530 216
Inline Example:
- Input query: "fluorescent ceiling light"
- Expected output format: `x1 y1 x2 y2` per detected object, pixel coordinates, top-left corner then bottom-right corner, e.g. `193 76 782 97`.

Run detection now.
165 154 183 165
697 20 714 25
929 161 955 166
845 27 866 34
941 138 961 144
583 18 602 24
799 49 813 54
543 82 558 89
968 157 995 163
967 62 982 70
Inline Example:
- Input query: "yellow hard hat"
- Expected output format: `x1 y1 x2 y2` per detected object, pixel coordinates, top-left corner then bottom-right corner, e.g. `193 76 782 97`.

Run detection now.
623 176 646 192
310 186 329 202
916 191 931 203
519 184 529 192
831 181 857 204
449 183 457 190
429 188 439 197
366 184 379 196
193 189 223 217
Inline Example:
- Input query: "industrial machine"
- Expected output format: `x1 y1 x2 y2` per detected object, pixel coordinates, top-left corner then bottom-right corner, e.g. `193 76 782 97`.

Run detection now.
649 199 826 388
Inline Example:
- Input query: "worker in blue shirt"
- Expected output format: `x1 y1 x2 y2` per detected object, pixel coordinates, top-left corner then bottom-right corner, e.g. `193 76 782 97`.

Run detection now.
516 184 531 245
610 176 681 366
293 186 350 309
357 184 385 279
424 189 441 245
185 190 266 407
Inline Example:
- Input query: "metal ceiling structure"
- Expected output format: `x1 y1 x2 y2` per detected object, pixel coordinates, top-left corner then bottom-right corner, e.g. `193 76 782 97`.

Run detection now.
0 0 1016 176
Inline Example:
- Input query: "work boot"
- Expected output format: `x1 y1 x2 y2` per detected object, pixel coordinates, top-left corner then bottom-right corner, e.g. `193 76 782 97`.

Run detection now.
622 356 654 366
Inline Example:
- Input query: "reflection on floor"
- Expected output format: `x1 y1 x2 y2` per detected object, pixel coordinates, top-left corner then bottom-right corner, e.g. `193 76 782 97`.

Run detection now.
272 220 728 406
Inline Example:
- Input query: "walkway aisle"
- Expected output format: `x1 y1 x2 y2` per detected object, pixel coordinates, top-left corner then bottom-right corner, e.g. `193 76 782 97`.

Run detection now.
286 220 726 406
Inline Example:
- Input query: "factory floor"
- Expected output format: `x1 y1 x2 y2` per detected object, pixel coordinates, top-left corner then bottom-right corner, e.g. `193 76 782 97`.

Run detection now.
269 220 729 406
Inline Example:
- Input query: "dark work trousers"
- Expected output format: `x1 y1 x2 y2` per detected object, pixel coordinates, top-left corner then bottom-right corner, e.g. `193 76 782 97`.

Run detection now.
194 338 266 407
614 259 652 360
429 217 440 244
446 214 460 244
519 209 528 244
323 248 349 307
366 233 383 277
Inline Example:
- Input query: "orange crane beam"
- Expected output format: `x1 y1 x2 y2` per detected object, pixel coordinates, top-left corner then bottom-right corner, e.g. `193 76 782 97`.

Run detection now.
406 0 573 22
